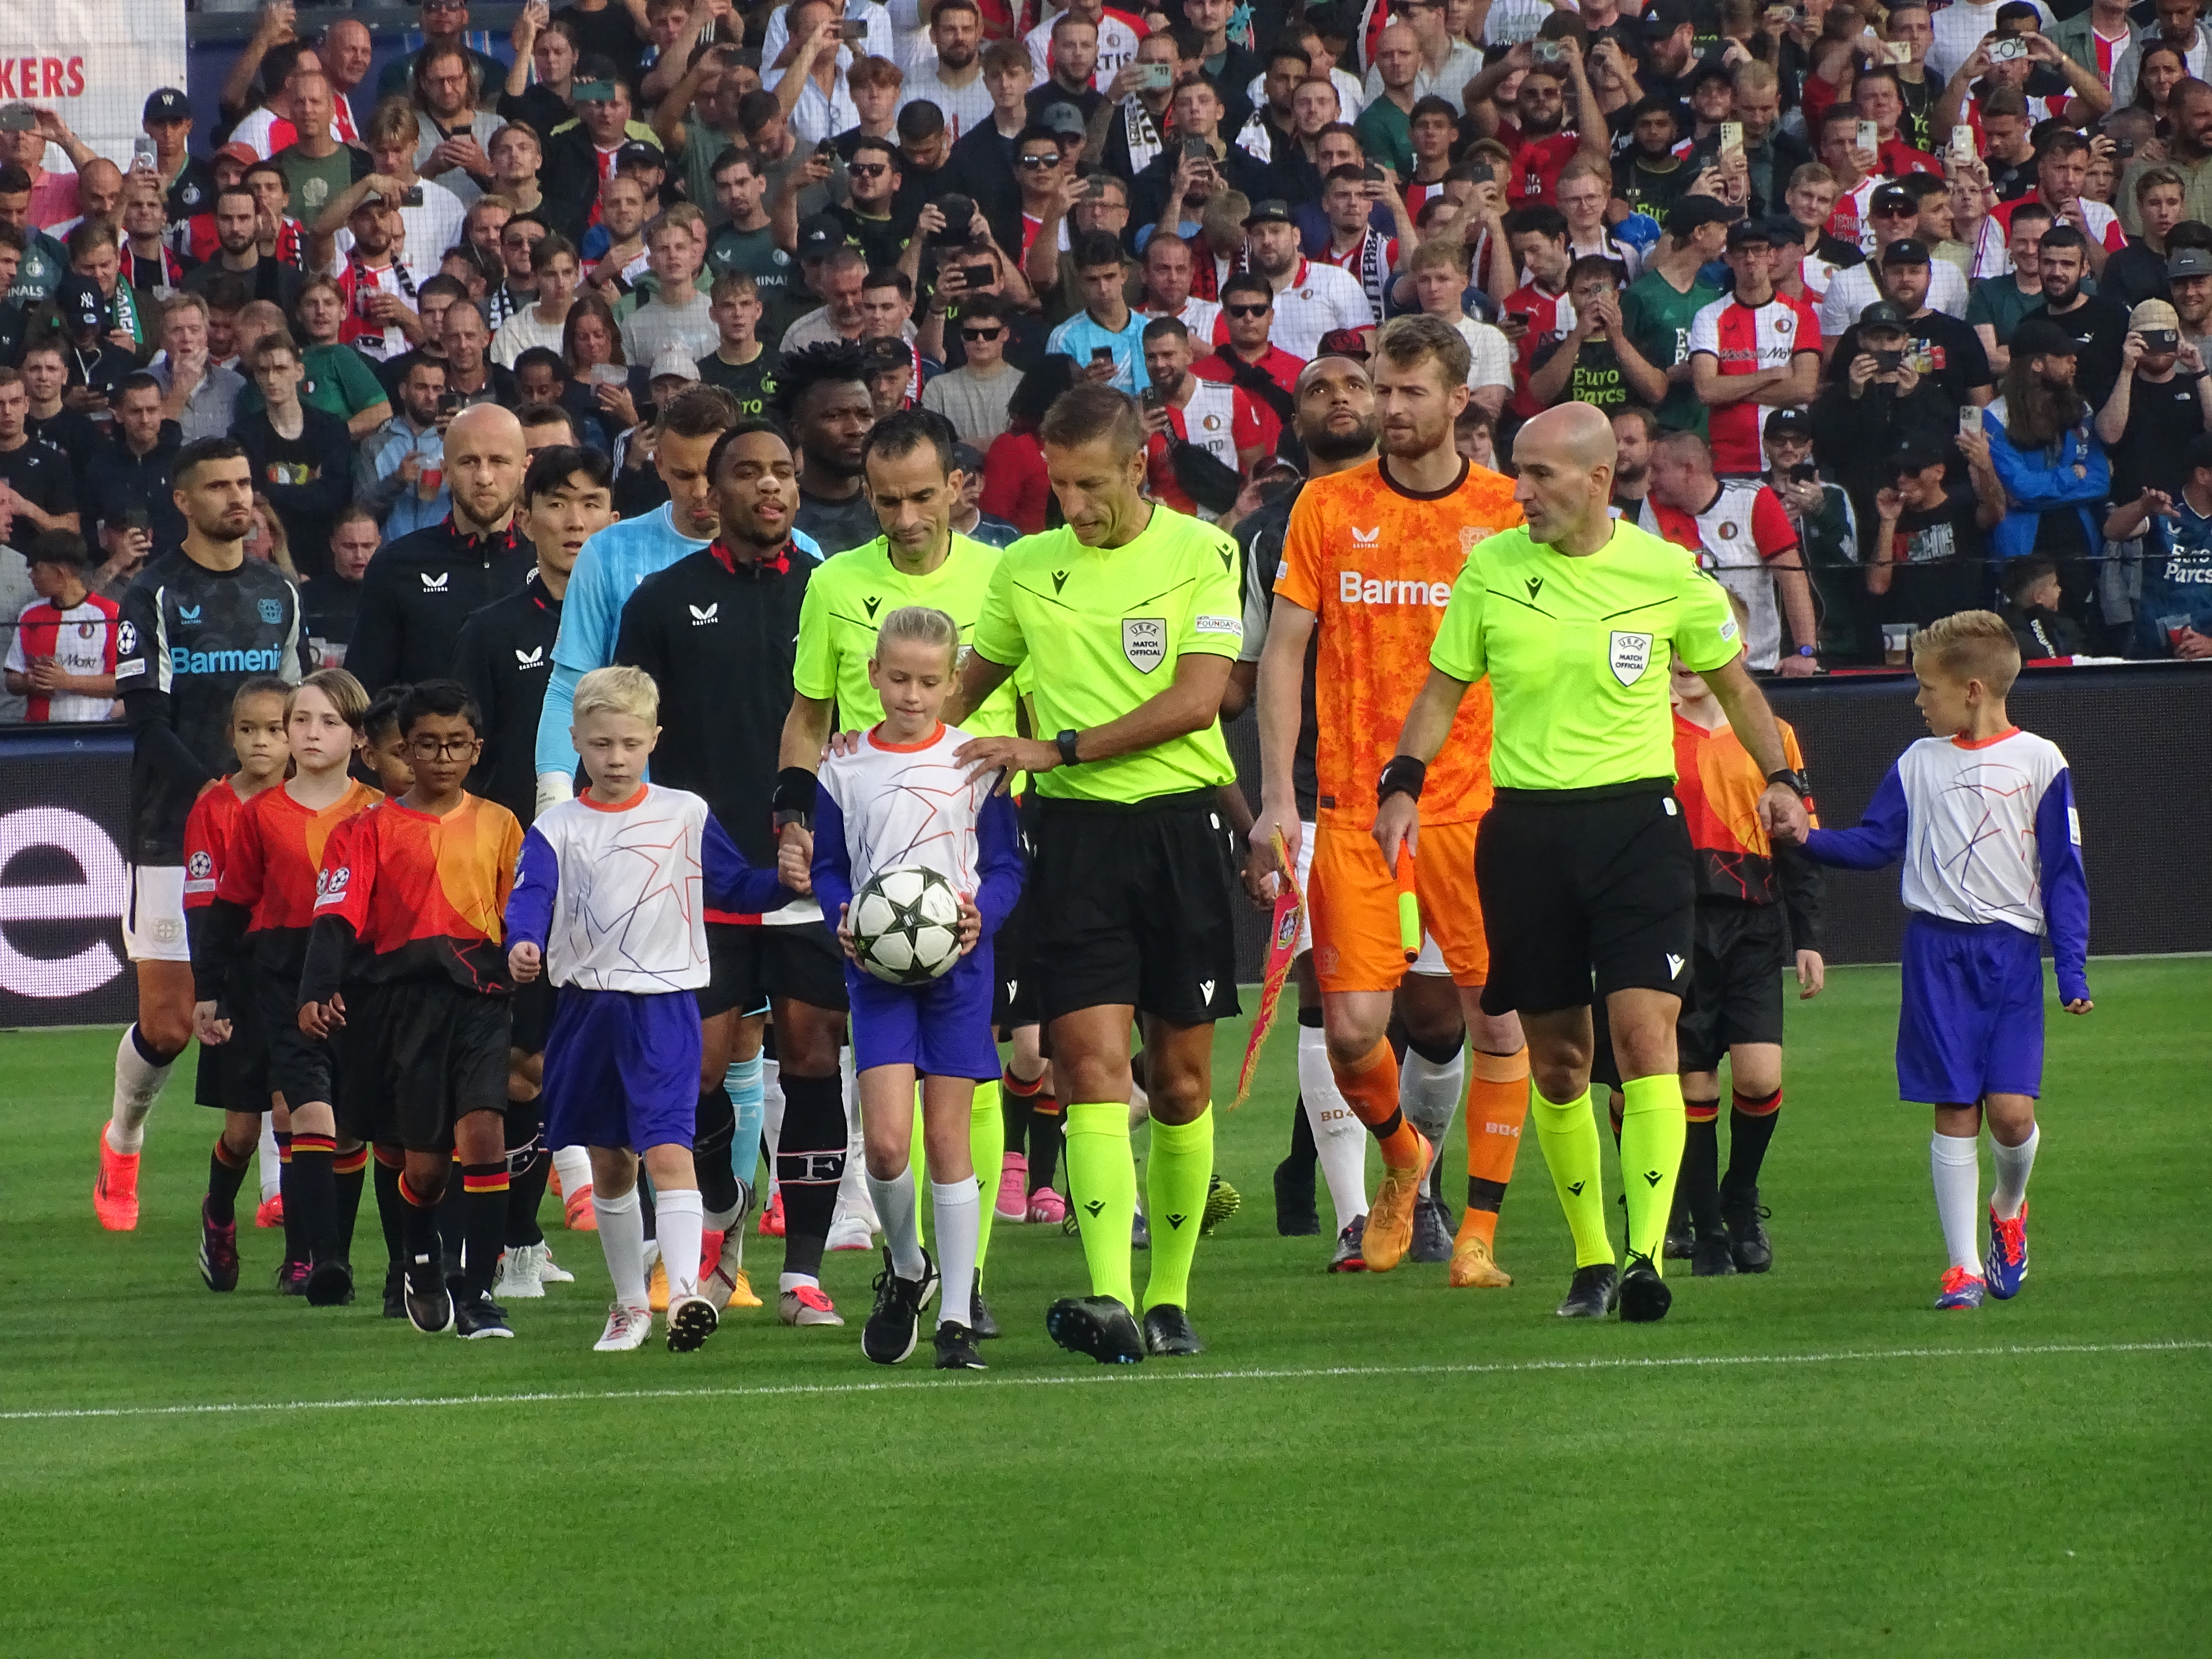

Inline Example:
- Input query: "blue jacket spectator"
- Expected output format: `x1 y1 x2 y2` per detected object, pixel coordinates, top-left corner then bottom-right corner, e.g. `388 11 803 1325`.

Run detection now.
1977 320 2112 565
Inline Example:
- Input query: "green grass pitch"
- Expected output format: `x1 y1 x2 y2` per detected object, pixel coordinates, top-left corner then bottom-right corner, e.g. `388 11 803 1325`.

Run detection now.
2 959 2205 1657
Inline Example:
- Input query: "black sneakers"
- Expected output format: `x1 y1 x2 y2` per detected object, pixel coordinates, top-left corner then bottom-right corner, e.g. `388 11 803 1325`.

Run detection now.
1690 1231 1738 1277
198 1199 239 1293
934 1321 987 1370
403 1259 453 1334
453 1294 514 1339
304 1256 354 1307
1141 1304 1205 1356
1273 1155 1319 1236
1409 1196 1453 1263
1617 1251 1673 1323
1045 1294 1145 1364
381 1265 406 1319
862 1247 935 1365
1556 1262 1620 1318
1723 1186 1773 1273
969 1271 1001 1340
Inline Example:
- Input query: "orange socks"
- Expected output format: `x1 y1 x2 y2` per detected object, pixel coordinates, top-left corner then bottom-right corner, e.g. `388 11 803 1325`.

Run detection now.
1455 1046 1529 1249
1331 1040 1424 1171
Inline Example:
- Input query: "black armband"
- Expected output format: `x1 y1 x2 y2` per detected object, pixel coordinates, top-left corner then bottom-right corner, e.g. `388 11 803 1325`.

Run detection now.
1377 755 1426 805
771 765 818 830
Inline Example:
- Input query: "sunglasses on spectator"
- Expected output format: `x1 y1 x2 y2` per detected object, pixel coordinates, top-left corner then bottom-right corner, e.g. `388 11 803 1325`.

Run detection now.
1018 153 1058 168
848 162 888 178
1225 303 1271 317
961 325 1005 340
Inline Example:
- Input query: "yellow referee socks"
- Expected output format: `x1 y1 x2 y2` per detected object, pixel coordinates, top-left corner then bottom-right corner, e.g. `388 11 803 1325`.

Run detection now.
1530 1086 1615 1269
1062 1100 1137 1310
1143 1105 1213 1313
970 1079 1004 1273
1619 1073 1689 1270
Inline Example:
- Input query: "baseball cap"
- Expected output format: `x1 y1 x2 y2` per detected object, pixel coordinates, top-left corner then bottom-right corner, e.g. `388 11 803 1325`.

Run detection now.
1725 215 1784 249
1763 407 1813 439
58 274 104 335
1642 0 1693 37
1870 185 1918 218
1037 102 1088 138
795 213 846 257
1857 300 1911 330
144 89 190 125
1667 195 1742 235
570 56 620 102
649 346 697 382
2166 246 2212 279
214 140 259 170
1244 199 1295 228
1318 327 1370 359
615 140 664 172
2010 316 2080 360
1889 436 1947 474
1880 237 1931 266
952 442 986 477
2131 297 2181 332
0 104 35 134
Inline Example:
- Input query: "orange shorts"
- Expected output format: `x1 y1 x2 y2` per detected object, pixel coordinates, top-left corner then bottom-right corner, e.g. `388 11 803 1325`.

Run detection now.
1307 816 1489 993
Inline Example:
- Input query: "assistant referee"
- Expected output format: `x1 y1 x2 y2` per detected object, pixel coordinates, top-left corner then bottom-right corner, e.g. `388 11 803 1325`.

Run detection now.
1373 403 1810 1324
948 383 1246 1366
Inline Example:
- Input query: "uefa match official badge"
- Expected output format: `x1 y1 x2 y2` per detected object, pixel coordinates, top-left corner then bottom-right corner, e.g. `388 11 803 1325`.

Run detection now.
1122 617 1166 672
1609 630 1654 685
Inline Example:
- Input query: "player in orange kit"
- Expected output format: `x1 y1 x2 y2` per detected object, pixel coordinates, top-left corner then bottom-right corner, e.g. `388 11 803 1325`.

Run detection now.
1254 314 1533 1282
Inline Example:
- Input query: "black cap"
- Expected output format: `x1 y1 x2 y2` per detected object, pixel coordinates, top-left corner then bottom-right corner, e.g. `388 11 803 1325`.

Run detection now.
2168 246 2212 279
615 140 664 171
1880 237 1931 266
1726 216 1784 249
1764 407 1813 439
1643 0 1693 36
1889 436 1947 474
952 442 986 476
2011 316 2081 360
795 213 846 256
1870 185 1919 218
1858 300 1911 330
1243 198 1295 227
1037 101 1088 137
143 89 190 125
1667 195 1742 235
58 274 104 334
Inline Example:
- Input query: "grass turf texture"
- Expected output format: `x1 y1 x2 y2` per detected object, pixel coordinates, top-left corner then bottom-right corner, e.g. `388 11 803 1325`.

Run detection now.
3 959 2205 1657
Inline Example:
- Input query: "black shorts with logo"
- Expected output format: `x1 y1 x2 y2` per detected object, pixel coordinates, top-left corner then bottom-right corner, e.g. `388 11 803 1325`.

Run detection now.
1032 789 1241 1026
339 978 512 1152
1476 781 1695 1019
195 963 269 1113
697 919 848 1019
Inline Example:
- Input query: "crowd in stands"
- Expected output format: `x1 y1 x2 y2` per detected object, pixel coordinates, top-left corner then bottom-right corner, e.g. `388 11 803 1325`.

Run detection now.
6 0 2212 724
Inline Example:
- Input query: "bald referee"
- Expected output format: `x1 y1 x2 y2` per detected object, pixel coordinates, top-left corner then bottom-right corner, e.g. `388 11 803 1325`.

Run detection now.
1373 403 1810 1323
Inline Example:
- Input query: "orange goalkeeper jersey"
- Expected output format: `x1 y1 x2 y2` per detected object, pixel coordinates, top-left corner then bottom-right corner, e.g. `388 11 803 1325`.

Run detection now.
1276 457 1521 826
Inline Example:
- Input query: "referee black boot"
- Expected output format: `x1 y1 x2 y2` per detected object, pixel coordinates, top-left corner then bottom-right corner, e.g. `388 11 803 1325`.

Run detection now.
1273 1155 1319 1236
1140 1304 1205 1357
1556 1262 1619 1318
1617 1252 1673 1323
1045 1295 1145 1364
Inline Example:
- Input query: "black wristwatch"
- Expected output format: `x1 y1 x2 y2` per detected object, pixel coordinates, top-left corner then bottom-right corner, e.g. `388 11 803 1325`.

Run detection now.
1055 728 1082 768
1766 767 1808 797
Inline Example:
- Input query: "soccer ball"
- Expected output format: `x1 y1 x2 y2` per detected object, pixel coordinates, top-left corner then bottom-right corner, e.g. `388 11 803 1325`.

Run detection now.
849 865 964 986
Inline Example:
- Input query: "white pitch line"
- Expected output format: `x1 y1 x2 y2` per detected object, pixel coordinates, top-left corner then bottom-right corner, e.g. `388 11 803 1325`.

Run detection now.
1 1338 2203 1425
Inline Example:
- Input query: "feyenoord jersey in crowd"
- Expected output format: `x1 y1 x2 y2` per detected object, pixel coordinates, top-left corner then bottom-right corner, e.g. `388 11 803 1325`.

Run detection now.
114 550 305 865
1023 7 1143 88
3 591 119 721
211 779 382 979
300 793 522 1003
813 722 1025 936
1639 480 1800 669
507 784 790 993
1685 291 1819 475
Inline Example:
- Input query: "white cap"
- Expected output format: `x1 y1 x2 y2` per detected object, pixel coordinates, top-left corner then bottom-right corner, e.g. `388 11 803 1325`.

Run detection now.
649 346 697 382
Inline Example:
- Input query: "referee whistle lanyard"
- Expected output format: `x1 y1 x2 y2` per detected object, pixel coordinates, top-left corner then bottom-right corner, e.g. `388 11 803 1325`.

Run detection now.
1395 844 1420 964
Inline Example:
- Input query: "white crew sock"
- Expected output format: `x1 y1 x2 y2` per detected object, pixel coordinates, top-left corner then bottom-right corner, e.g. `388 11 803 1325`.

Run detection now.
257 1112 282 1201
761 1056 784 1199
1299 1023 1368 1228
1400 1041 1464 1198
1930 1132 1982 1274
106 1026 173 1155
552 1144 594 1201
833 1046 876 1229
931 1178 978 1329
1991 1125 2039 1220
595 1185 649 1310
867 1165 925 1279
655 1188 704 1300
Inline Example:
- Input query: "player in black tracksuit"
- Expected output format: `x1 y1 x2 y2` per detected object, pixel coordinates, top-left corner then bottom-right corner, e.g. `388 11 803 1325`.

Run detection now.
344 514 533 693
610 420 856 1321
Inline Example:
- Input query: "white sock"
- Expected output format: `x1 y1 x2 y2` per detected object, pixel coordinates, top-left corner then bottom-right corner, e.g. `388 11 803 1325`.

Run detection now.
867 1164 925 1279
595 1186 649 1309
552 1144 594 1199
1400 1042 1463 1198
1299 1024 1368 1228
257 1113 282 1200
1930 1132 1982 1274
1991 1124 2039 1220
761 1056 784 1198
931 1178 978 1329
106 1027 173 1155
833 1048 876 1228
656 1188 704 1300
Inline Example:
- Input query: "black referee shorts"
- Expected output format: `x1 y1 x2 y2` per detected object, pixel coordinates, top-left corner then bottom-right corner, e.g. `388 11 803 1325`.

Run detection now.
1676 899 1791 1072
195 964 270 1113
1032 789 1241 1027
341 979 512 1152
1476 782 1695 1019
697 919 848 1019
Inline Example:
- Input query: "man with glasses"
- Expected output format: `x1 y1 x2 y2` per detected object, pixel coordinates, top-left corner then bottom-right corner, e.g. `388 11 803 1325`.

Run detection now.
1195 274 1303 458
829 135 914 271
344 404 533 694
380 0 506 102
923 294 1025 445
